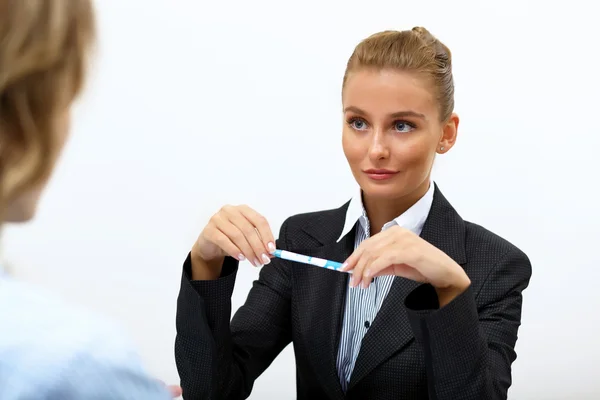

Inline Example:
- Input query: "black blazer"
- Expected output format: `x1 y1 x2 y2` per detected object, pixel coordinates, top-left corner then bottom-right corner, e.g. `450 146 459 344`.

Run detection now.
175 185 532 400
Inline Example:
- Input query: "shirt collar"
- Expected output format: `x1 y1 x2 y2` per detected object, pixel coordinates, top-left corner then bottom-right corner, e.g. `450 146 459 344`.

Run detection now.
336 181 435 242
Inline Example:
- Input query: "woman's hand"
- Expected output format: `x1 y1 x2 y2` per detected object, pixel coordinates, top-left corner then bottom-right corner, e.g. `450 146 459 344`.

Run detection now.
155 380 182 398
190 205 276 280
340 225 471 307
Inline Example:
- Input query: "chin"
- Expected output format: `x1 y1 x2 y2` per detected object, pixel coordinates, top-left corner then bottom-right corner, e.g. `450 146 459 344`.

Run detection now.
360 181 408 200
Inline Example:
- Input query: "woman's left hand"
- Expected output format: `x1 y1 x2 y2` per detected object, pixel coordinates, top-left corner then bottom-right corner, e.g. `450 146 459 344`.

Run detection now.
155 380 182 398
340 225 471 307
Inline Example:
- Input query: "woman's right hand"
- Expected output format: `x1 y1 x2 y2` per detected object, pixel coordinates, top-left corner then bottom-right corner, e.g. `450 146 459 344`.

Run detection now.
190 205 276 280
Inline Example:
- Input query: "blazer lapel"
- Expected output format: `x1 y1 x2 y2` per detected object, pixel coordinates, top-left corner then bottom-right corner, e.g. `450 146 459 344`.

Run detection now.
348 184 467 390
348 275 420 388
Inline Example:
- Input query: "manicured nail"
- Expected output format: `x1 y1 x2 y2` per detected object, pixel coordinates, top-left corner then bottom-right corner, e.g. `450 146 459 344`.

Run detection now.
254 259 261 267
237 254 245 261
261 254 271 264
267 242 276 253
340 262 348 271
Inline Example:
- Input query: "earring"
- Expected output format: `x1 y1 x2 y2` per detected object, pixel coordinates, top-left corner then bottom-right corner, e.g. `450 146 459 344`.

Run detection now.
440 146 445 151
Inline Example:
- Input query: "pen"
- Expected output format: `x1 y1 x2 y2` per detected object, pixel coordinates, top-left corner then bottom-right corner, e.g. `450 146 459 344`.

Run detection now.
271 249 351 274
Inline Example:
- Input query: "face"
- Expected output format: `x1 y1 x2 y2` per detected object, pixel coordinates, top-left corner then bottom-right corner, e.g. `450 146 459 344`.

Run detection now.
4 109 72 223
342 68 458 202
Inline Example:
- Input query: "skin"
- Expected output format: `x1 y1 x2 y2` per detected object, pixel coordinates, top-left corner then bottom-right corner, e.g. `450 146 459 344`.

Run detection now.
338 67 469 306
341 68 455 233
192 67 469 306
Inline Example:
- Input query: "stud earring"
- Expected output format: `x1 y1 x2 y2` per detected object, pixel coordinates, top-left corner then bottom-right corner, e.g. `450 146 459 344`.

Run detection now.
440 146 445 151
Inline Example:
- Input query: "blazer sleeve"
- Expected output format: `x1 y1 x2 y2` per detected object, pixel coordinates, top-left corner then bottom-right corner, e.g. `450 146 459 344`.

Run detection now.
175 218 293 400
404 248 532 400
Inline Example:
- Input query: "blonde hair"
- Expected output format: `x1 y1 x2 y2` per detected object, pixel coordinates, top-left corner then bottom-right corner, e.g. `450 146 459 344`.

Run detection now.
0 0 95 216
343 27 454 122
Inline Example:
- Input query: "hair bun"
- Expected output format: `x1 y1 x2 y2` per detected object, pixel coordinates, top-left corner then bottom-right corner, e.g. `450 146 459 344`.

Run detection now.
411 26 452 64
411 27 434 41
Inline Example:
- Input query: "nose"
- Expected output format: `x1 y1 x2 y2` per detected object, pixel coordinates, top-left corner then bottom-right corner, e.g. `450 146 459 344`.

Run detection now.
368 129 390 161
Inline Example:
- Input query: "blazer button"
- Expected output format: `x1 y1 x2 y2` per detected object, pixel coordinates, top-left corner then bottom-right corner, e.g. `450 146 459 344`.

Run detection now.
364 321 370 328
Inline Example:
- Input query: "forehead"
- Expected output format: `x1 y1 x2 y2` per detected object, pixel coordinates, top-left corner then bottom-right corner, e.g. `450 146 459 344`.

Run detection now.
342 68 437 117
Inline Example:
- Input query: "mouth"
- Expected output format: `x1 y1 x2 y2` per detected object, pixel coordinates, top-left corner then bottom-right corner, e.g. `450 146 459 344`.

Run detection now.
363 169 399 181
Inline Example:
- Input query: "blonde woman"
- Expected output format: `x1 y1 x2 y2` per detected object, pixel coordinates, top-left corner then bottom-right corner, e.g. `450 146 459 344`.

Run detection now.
0 1 180 398
176 28 531 399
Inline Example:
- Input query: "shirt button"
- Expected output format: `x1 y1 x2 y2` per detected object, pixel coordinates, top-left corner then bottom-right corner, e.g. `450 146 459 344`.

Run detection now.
364 321 370 328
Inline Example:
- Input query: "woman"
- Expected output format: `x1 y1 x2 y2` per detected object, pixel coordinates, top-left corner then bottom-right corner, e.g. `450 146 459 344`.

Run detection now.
175 27 532 400
0 1 180 398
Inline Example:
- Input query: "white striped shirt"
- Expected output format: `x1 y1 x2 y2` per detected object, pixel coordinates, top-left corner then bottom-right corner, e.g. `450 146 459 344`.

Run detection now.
335 183 435 391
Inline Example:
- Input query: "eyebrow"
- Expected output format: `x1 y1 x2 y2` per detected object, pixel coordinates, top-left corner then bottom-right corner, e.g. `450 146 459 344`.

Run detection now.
343 106 426 120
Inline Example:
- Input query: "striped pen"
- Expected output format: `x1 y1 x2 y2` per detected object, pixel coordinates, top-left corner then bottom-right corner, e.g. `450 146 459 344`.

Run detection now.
271 249 351 273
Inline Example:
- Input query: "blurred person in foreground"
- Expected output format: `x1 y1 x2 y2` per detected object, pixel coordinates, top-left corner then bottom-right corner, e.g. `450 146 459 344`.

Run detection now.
0 1 181 398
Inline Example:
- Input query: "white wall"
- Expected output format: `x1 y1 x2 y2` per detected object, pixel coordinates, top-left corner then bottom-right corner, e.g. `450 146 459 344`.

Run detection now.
4 0 599 398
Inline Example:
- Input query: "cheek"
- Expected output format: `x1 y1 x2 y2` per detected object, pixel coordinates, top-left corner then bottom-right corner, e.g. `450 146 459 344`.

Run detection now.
342 130 364 167
393 138 435 169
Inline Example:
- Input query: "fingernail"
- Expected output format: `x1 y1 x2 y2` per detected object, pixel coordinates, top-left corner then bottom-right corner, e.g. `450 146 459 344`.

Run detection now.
364 269 371 278
340 262 348 271
267 242 276 253
238 254 245 261
261 254 270 264
254 259 261 267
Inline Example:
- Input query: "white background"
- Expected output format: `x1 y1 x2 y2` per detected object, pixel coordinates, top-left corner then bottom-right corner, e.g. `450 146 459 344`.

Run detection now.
4 0 599 398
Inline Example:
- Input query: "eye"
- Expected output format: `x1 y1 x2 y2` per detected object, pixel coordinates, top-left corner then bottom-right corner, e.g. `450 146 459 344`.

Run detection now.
394 120 416 133
347 117 368 131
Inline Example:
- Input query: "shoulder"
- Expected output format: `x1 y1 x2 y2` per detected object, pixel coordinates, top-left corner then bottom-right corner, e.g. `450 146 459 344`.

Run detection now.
463 220 529 261
0 278 169 399
430 185 530 277
462 220 532 283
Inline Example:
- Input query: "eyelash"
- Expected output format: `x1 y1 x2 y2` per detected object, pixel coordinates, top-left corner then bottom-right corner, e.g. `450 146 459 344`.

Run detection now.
346 117 416 131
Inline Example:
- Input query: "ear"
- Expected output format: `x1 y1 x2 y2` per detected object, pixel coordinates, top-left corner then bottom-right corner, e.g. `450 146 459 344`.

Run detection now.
437 113 459 154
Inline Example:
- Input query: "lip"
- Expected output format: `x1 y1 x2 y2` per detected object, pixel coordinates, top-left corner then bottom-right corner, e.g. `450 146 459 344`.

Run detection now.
363 169 398 181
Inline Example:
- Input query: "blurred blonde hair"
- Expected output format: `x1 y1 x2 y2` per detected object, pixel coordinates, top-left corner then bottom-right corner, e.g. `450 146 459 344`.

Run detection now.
0 0 96 218
343 27 454 122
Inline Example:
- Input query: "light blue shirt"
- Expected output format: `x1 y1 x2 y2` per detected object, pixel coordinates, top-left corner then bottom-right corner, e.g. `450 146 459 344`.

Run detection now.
0 273 172 399
335 182 435 391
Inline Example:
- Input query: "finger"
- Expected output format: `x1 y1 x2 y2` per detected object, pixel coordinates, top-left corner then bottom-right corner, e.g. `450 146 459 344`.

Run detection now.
349 248 371 288
206 224 246 261
340 239 368 272
239 205 276 252
359 257 374 289
212 215 256 264
168 385 182 398
351 237 392 287
341 231 388 271
227 210 271 266
381 262 426 282
154 380 182 398
366 253 400 280
345 236 377 284
372 265 395 278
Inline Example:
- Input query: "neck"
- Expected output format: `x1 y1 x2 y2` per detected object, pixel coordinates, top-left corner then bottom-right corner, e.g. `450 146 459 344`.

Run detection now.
362 179 431 235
